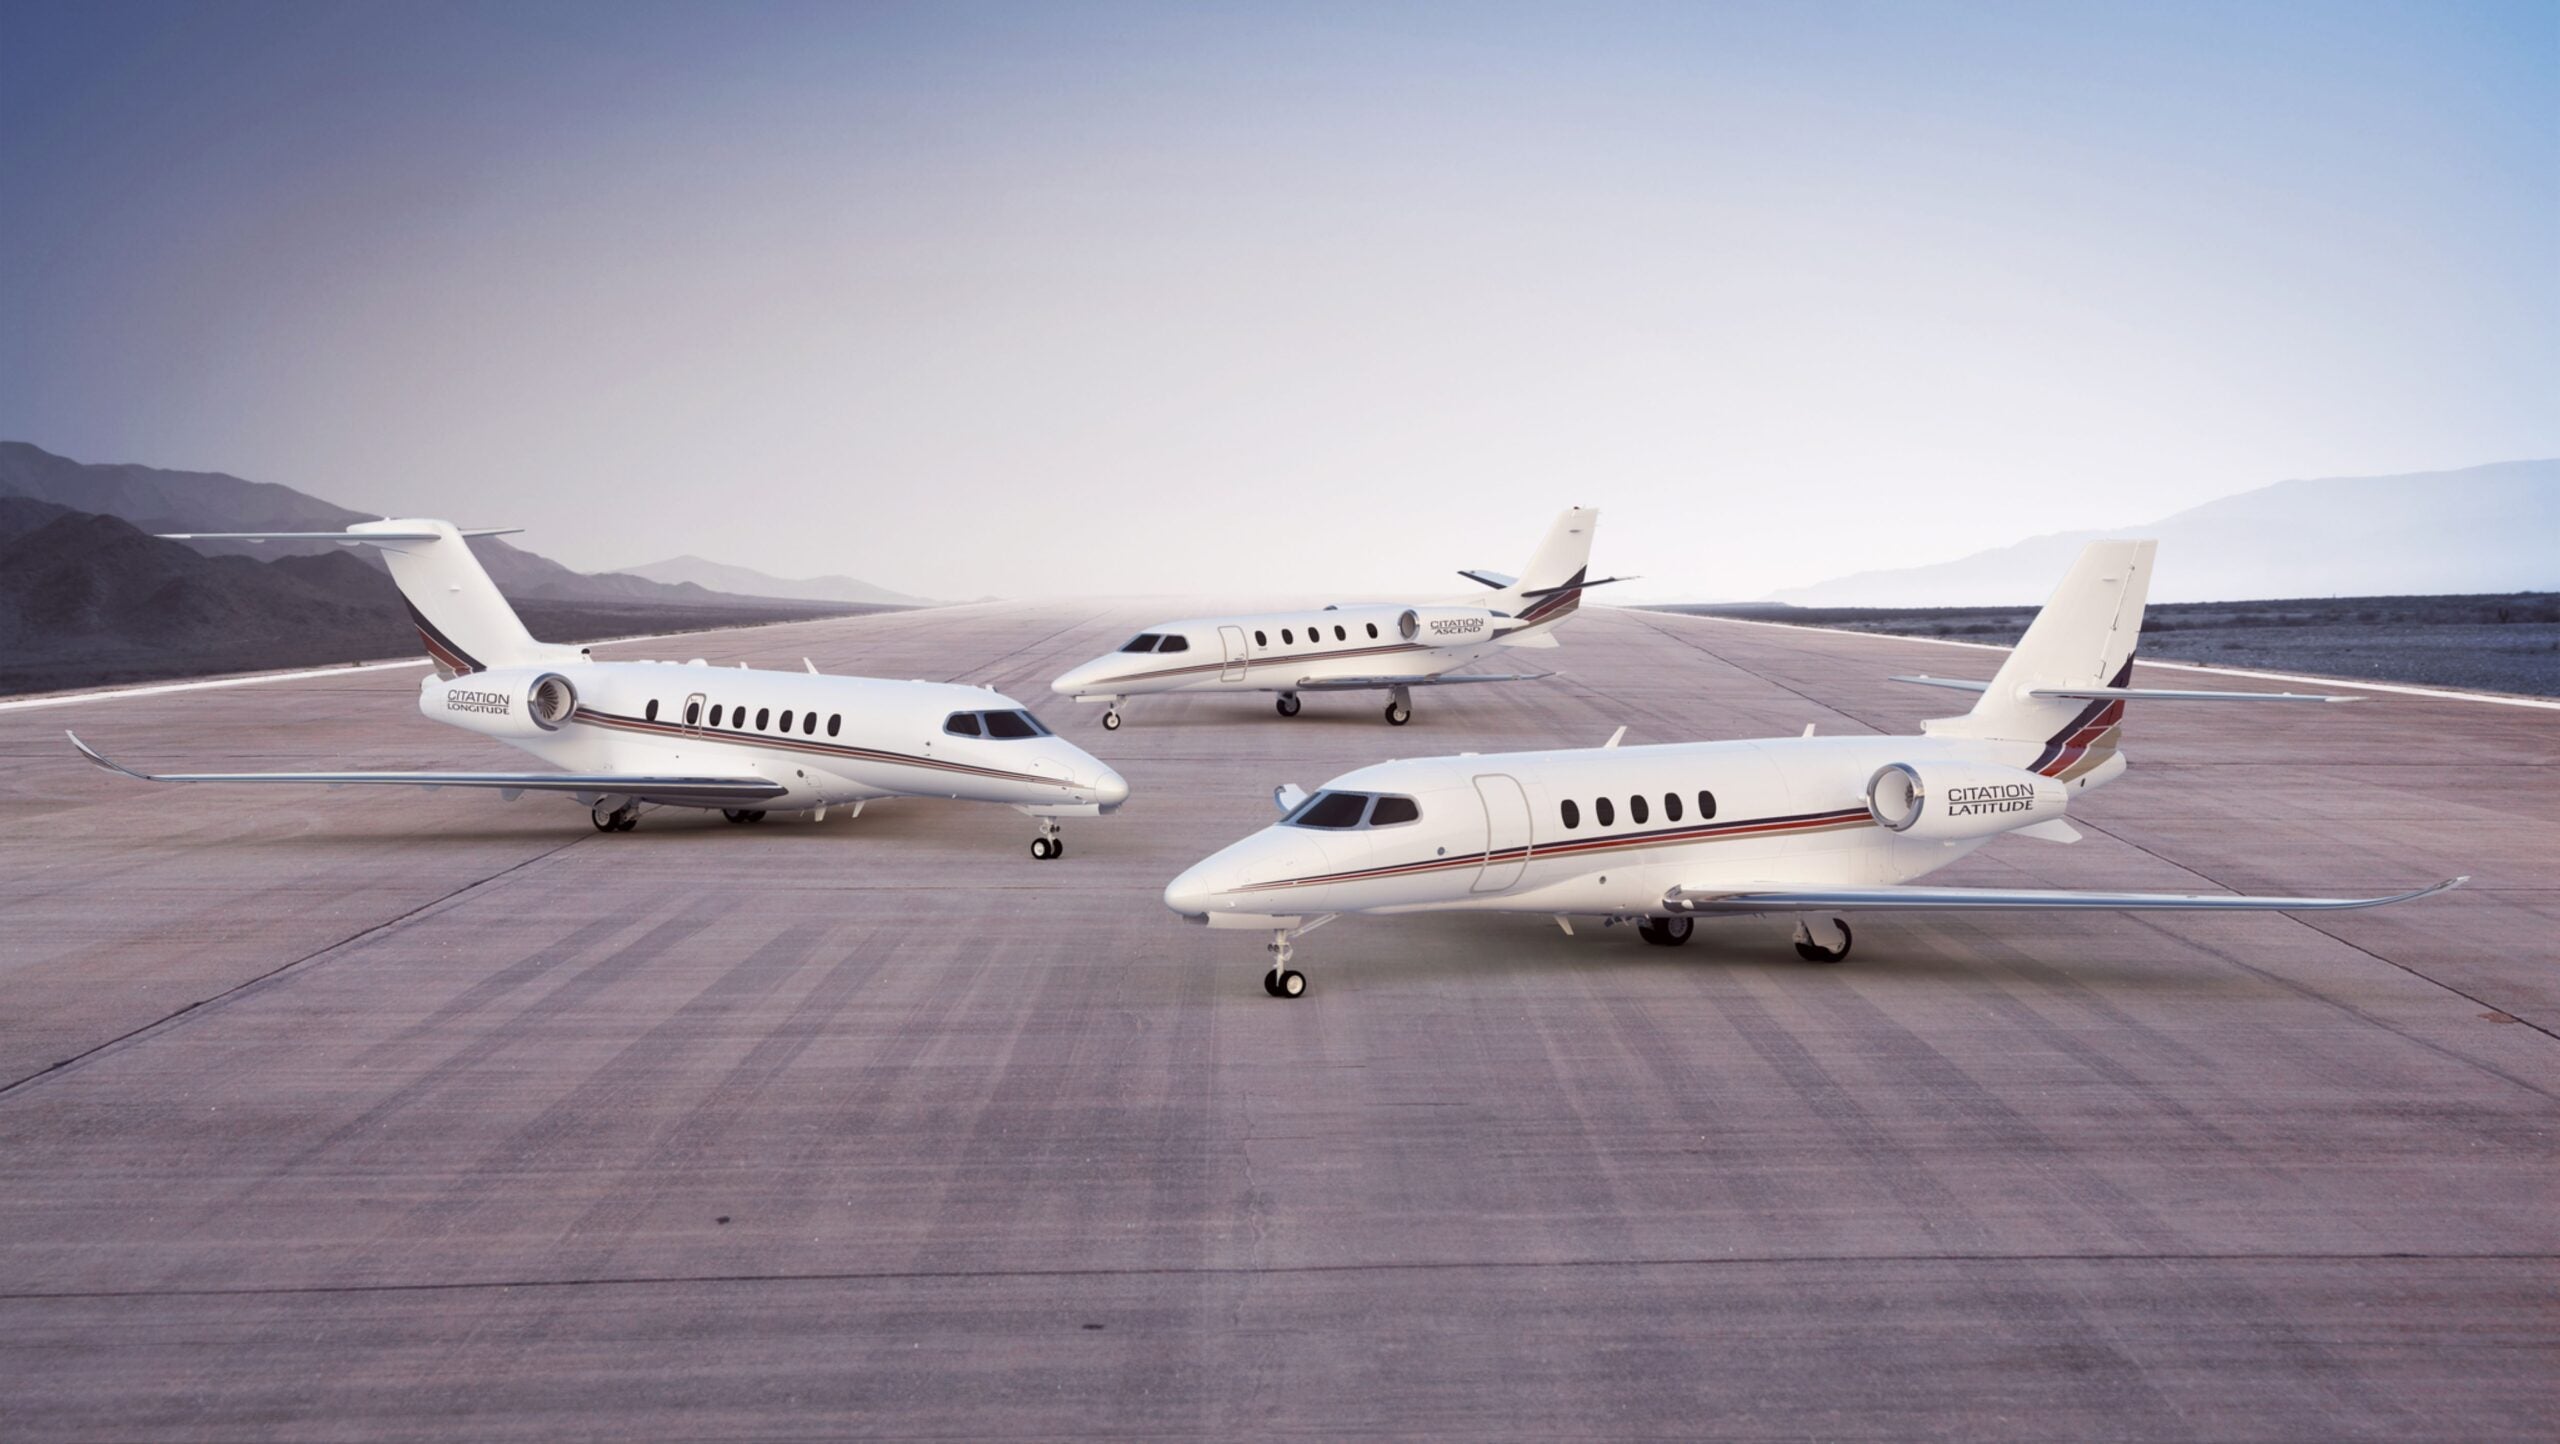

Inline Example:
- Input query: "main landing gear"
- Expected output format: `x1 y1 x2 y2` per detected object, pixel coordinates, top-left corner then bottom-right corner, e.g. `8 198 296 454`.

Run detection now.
1263 931 1307 998
1636 915 1694 947
1792 916 1854 964
1102 708 1123 731
1275 693 1302 718
1029 815 1067 861
721 809 769 825
591 801 640 833
1383 685 1412 727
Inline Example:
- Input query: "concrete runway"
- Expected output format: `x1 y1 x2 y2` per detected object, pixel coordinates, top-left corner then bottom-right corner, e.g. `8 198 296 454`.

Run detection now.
1 602 2552 1440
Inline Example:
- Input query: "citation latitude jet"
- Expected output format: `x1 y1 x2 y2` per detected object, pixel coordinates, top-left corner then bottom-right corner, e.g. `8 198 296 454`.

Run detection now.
1164 539 2462 996
69 520 1126 857
1050 508 1617 728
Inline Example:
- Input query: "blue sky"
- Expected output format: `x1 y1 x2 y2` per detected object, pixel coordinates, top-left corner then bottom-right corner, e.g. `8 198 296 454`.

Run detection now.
1 1 2551 598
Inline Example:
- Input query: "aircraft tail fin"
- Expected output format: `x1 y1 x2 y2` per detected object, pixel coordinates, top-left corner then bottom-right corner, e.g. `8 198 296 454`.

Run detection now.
1471 507 1609 633
156 520 575 677
1925 540 2153 777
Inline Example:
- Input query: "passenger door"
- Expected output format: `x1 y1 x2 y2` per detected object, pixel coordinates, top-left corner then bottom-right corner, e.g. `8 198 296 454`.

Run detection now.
682 692 708 735
1218 625 1249 682
1472 774 1532 892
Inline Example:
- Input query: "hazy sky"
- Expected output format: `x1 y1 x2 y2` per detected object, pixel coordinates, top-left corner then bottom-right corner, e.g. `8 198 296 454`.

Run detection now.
2 1 2552 600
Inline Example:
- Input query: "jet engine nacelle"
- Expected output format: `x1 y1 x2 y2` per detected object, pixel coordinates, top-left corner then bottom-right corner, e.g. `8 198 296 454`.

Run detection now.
420 667 581 739
1867 761 2065 840
1397 606 1500 643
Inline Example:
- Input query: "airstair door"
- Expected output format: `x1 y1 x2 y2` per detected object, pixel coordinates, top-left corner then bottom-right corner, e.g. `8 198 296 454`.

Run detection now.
682 692 708 735
1218 625 1250 682
1472 774 1532 892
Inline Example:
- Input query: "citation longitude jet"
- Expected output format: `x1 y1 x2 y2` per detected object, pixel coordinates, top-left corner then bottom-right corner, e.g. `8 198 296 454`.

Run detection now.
1164 539 2462 997
71 519 1125 857
1051 508 1618 728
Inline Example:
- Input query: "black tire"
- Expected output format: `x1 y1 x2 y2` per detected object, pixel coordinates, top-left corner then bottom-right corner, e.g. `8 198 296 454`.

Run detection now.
1794 917 1852 964
746 810 767 823
1030 837 1053 860
1050 837 1066 859
592 811 617 833
1277 969 1307 998
1637 916 1694 947
1263 971 1283 997
1103 711 1122 731
612 812 638 833
1384 702 1411 726
723 809 749 824
1275 694 1301 717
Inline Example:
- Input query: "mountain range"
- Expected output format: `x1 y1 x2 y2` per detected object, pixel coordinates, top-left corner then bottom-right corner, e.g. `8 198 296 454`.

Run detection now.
622 554 931 607
1769 460 2560 606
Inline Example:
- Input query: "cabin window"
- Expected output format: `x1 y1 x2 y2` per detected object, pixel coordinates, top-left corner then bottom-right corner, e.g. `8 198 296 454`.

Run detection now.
802 712 817 735
1121 634 1159 653
1366 623 1378 638
1664 792 1682 822
1254 630 1268 647
1369 795 1420 827
645 699 659 722
778 710 794 732
1287 791 1372 829
1561 799 1580 829
684 701 700 725
1629 795 1649 825
1595 797 1615 827
1333 625 1347 641
944 712 982 737
710 704 724 726
1698 790 1717 819
1157 634 1190 653
756 708 771 730
827 714 841 737
1281 628 1295 644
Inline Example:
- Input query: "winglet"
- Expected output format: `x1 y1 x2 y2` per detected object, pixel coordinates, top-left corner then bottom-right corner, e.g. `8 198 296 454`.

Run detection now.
804 657 820 675
66 731 152 781
1604 726 1626 749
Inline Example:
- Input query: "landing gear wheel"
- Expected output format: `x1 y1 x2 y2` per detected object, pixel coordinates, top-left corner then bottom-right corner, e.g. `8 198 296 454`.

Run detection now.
1637 915 1695 947
745 810 767 823
1383 701 1412 726
1793 916 1853 964
1266 969 1306 999
593 802 640 833
1103 710 1122 731
1263 971 1283 997
723 809 751 824
1030 837 1055 860
1275 694 1302 718
1029 816 1064 860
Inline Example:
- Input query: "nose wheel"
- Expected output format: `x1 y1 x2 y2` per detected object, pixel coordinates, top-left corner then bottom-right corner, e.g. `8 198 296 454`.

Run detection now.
591 801 640 833
1792 916 1853 963
1029 816 1066 860
1275 693 1302 718
1262 932 1307 997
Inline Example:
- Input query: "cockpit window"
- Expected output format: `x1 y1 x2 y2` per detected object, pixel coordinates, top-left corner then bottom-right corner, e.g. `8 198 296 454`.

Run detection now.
1156 634 1190 653
1284 791 1422 830
982 709 1048 739
943 712 983 737
1121 634 1160 653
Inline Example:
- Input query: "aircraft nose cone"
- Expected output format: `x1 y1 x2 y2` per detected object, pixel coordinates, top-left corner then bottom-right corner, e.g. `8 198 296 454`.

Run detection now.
1164 858 1220 917
1095 767 1129 808
1050 663 1094 697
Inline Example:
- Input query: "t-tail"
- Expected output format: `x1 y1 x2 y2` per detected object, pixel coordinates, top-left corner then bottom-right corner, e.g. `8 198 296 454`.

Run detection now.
1453 507 1620 640
155 518 581 678
1908 537 2362 781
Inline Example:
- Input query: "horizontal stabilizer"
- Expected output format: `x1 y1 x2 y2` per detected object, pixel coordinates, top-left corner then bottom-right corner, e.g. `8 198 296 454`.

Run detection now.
1892 674 2361 703
1516 574 1634 600
69 733 785 804
1661 876 2465 915
1891 675 1990 693
1457 569 1517 590
1292 671 1555 692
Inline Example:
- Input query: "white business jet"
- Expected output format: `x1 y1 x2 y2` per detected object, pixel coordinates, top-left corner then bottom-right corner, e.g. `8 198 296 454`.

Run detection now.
69 519 1126 857
1165 539 2462 996
1050 508 1617 728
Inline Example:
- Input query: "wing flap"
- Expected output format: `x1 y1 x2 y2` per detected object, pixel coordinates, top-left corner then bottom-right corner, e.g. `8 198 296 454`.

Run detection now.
69 733 786 803
1291 672 1556 691
1660 877 2465 915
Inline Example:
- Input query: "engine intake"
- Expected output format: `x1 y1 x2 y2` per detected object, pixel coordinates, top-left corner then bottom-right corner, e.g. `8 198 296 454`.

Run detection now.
1868 761 2065 840
528 672 577 730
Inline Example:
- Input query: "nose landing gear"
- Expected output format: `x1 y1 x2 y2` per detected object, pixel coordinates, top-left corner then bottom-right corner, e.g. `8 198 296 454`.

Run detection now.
1792 916 1853 963
1030 815 1067 861
1263 931 1307 998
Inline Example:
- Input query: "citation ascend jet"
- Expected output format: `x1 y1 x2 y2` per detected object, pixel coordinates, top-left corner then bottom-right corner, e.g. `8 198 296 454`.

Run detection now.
1165 540 2462 996
1051 508 1616 728
70 520 1125 857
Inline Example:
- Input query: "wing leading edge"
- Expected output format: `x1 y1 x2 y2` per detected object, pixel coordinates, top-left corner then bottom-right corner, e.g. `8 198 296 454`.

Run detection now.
69 733 787 804
1661 877 2466 915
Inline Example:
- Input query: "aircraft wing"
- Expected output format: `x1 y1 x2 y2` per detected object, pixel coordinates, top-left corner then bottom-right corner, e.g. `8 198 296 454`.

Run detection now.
1291 672 1556 692
1890 675 2361 702
1660 877 2465 915
69 733 787 804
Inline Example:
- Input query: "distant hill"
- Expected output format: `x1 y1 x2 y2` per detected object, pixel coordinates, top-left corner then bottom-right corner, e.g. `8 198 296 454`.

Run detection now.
623 554 928 607
1770 460 2560 606
0 440 784 610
